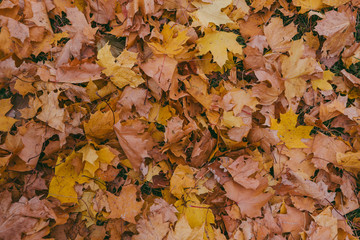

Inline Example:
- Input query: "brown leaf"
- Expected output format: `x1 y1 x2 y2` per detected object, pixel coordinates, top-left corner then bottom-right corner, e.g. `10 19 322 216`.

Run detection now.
106 185 144 223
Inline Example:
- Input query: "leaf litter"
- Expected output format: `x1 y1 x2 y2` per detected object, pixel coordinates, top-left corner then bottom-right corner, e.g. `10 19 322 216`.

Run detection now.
1 0 360 239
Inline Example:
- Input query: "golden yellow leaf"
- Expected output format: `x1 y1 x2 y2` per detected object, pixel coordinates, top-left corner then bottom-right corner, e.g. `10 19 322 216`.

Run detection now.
196 30 243 67
148 103 175 125
270 109 313 149
312 70 334 91
147 23 190 56
293 0 325 13
191 0 233 27
145 162 162 182
170 164 195 198
175 194 215 228
96 147 115 165
221 111 243 128
97 43 144 89
0 98 17 132
48 152 80 204
14 79 35 96
84 110 116 140
336 151 360 175
251 0 276 12
86 80 117 101
79 144 98 165
174 194 215 239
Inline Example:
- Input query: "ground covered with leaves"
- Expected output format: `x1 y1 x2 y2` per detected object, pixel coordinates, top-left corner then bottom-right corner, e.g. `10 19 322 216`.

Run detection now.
2 0 360 239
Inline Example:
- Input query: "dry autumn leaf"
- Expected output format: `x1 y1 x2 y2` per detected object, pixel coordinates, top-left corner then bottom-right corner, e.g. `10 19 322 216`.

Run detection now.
270 109 313 149
1 0 360 239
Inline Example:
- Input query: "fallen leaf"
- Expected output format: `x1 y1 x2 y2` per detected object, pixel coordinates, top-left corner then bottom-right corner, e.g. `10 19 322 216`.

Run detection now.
191 0 233 27
270 109 313 149
196 30 243 67
97 43 144 89
106 184 144 223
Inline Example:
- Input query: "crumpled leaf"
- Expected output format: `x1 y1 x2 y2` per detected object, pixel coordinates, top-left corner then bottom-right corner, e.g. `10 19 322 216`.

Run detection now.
270 109 313 149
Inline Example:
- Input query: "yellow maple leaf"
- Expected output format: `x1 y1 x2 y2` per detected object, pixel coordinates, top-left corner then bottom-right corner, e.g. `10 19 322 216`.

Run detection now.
196 30 243 67
312 70 334 91
79 144 98 165
336 151 360 175
147 23 190 56
97 43 144 89
251 0 276 12
170 164 196 198
293 0 325 13
221 111 243 128
84 110 117 140
270 109 313 149
97 146 115 165
191 0 233 27
174 194 215 239
48 152 80 204
0 99 17 132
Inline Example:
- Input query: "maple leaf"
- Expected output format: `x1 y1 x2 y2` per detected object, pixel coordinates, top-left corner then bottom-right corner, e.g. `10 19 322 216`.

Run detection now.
293 0 325 13
281 39 321 80
196 30 243 67
169 164 195 198
312 70 334 91
147 23 190 56
264 17 297 52
37 91 65 132
270 109 313 149
106 184 144 223
0 98 17 132
167 216 205 240
97 43 144 89
84 110 117 140
48 152 80 204
191 0 233 27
